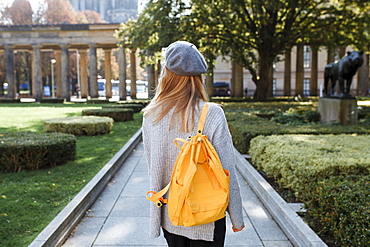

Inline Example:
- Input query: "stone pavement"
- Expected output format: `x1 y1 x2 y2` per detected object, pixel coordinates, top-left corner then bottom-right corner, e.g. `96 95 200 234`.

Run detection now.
62 142 293 247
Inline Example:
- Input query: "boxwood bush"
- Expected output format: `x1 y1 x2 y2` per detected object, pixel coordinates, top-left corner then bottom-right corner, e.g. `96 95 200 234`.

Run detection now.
305 175 370 246
102 104 143 113
44 116 113 136
249 134 370 246
224 102 370 154
86 99 111 104
116 100 150 107
82 108 134 122
39 98 65 104
0 132 76 172
249 134 370 195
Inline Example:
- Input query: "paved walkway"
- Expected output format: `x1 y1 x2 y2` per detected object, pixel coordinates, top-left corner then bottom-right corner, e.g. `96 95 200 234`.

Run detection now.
62 142 293 247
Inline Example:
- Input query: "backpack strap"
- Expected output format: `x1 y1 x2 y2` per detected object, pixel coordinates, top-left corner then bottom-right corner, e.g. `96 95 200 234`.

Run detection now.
146 183 170 207
197 103 209 134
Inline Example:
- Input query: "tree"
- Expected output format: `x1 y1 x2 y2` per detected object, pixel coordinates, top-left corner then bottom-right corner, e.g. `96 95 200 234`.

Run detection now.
44 0 76 24
1 0 33 25
116 0 189 96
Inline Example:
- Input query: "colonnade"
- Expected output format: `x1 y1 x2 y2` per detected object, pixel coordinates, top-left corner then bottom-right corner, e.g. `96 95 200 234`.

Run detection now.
0 23 138 101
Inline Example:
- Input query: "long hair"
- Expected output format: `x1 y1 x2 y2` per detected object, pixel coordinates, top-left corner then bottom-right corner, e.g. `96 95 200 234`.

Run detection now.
144 67 209 132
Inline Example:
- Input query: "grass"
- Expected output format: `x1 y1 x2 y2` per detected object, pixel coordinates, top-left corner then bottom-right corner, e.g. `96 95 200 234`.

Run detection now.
0 103 143 247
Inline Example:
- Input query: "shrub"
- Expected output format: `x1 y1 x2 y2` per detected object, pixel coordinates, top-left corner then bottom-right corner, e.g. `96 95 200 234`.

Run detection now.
271 108 321 125
86 99 111 104
249 134 370 195
44 116 113 136
305 175 370 246
82 108 134 122
0 99 21 103
116 99 150 106
102 104 143 113
39 98 65 104
0 132 76 172
224 102 370 154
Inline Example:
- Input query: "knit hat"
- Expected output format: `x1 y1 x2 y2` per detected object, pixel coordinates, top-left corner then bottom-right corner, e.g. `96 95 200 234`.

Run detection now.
165 41 208 76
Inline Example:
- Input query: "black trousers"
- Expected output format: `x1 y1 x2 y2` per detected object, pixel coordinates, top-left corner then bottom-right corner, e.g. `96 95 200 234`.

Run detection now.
162 217 226 247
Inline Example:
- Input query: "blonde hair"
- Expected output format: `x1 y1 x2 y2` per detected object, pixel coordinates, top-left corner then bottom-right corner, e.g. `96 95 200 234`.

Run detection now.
144 67 209 132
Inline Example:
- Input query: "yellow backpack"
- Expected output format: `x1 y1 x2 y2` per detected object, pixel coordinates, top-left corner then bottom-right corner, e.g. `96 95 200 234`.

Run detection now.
146 103 230 227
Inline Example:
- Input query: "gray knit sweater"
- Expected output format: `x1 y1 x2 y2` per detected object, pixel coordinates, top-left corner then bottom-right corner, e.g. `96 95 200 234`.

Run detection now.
142 101 244 241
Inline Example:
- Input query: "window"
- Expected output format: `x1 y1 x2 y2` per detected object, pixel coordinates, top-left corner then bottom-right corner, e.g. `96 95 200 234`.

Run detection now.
303 46 311 69
303 78 310 96
273 79 277 96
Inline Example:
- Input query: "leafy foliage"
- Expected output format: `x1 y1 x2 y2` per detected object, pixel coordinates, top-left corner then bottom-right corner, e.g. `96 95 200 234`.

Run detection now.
305 175 370 246
82 108 134 122
44 116 114 135
0 131 76 172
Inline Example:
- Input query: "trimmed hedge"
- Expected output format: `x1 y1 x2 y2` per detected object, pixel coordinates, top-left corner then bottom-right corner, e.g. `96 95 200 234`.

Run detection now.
0 99 21 103
224 102 370 154
86 99 111 104
116 99 150 106
249 134 370 246
82 108 134 122
102 104 143 113
44 116 113 136
0 132 76 172
39 98 65 103
305 175 370 246
249 134 370 195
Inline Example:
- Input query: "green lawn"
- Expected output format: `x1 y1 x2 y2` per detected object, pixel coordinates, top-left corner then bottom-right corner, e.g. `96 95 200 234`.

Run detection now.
0 103 143 246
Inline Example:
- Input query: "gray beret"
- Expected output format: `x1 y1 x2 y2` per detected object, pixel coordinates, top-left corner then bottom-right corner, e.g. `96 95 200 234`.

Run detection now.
165 41 208 76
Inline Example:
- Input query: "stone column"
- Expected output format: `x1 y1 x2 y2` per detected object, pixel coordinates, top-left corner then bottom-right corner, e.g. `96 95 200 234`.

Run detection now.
357 52 369 96
79 49 88 98
5 45 15 99
89 43 98 98
310 45 319 96
61 44 70 101
118 46 127 100
104 48 112 98
129 48 137 99
32 44 43 101
147 64 155 98
295 43 304 96
284 48 291 96
55 50 62 98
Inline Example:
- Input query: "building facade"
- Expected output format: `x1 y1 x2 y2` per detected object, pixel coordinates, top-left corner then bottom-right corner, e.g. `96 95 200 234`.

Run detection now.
213 46 369 97
68 0 138 23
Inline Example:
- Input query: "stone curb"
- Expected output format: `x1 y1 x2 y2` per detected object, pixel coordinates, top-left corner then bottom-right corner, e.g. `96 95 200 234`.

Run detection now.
29 129 143 247
234 150 328 247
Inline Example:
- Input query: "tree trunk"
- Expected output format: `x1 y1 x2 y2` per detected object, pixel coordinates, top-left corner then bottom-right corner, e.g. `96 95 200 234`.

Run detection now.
284 48 291 96
234 63 244 98
205 67 214 98
254 53 274 101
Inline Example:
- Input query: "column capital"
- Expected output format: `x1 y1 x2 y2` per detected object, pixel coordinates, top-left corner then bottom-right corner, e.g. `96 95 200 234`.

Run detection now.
4 44 15 49
31 44 42 49
60 44 69 49
88 43 98 48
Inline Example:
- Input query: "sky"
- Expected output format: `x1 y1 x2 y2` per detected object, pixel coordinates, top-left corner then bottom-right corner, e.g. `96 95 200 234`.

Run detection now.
1 0 146 12
1 0 45 10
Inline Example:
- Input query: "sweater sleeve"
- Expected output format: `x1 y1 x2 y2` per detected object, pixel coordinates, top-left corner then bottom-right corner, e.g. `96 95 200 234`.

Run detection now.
205 104 244 230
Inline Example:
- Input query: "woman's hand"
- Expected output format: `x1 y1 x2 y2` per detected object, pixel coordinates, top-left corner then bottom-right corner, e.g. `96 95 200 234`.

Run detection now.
232 224 245 232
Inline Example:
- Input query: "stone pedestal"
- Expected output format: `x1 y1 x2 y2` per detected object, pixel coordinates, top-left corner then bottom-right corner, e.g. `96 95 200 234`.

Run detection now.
318 97 357 125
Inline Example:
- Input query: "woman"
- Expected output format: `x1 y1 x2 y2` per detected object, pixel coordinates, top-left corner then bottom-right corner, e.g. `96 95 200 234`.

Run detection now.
142 41 244 247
